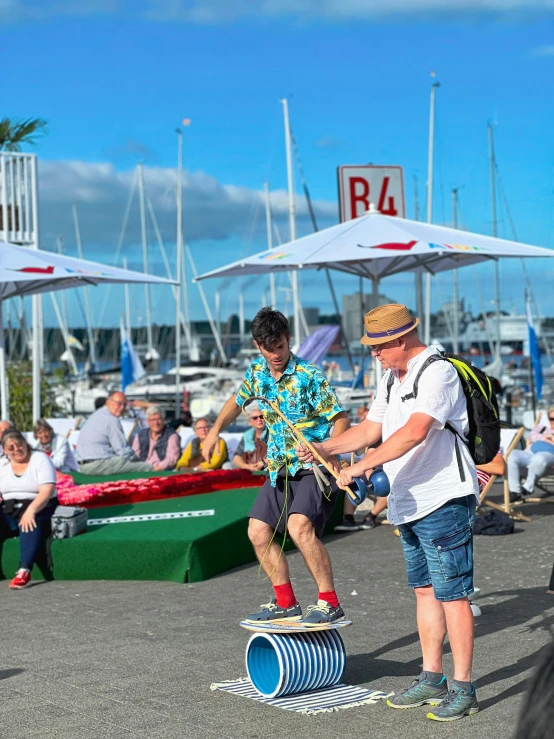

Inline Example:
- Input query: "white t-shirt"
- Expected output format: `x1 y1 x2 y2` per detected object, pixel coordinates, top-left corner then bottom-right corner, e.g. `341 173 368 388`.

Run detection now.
367 346 479 525
0 451 57 502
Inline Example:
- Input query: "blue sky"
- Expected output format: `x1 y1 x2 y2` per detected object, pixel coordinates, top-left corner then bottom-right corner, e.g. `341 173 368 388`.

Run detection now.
3 0 554 328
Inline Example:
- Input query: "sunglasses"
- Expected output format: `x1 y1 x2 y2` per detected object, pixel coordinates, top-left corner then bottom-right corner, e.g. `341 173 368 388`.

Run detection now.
250 415 264 421
4 443 25 452
369 340 400 354
549 417 554 421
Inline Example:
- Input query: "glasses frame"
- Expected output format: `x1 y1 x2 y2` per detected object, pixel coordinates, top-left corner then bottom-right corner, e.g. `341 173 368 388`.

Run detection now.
369 338 401 354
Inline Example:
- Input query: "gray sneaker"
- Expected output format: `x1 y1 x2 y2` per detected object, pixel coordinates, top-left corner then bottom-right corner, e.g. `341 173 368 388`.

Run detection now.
244 598 302 623
427 685 479 722
387 673 448 709
301 599 345 626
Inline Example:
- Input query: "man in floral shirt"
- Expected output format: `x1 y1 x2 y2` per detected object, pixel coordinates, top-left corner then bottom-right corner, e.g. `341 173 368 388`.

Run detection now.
202 308 349 625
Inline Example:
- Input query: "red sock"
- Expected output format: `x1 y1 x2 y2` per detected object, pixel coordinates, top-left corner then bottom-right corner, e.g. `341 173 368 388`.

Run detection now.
319 590 339 608
274 582 297 609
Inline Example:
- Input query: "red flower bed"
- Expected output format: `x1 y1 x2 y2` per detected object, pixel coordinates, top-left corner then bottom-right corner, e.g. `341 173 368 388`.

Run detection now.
56 469 262 508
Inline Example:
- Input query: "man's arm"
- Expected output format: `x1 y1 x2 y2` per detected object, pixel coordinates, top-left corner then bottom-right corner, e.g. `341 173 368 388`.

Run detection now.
330 411 350 437
202 394 242 462
108 417 133 459
297 418 383 462
337 412 436 488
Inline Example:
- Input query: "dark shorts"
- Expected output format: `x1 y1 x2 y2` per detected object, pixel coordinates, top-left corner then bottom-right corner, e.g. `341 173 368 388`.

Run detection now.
398 495 476 602
249 468 339 538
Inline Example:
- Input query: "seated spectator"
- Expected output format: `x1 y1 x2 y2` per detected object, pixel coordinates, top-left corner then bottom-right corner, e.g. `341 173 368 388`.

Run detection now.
233 403 268 472
355 403 369 423
76 391 153 476
508 406 554 502
0 429 58 589
131 406 181 471
0 419 13 460
176 418 227 472
32 419 78 473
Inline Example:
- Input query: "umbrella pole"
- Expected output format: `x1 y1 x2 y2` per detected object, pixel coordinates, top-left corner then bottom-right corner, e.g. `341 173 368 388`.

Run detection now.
0 299 8 419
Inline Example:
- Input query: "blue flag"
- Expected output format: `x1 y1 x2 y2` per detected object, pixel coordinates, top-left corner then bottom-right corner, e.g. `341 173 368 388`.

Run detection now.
120 320 145 391
296 325 340 365
526 296 543 400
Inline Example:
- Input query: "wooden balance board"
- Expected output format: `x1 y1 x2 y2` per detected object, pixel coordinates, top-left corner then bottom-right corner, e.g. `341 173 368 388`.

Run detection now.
240 619 353 634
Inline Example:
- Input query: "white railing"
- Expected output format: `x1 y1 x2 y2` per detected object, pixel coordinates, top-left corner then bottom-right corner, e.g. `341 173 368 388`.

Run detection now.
0 152 38 246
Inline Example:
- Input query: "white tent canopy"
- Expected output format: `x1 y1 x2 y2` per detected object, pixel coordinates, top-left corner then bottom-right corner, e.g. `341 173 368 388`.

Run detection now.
197 210 554 282
0 241 175 419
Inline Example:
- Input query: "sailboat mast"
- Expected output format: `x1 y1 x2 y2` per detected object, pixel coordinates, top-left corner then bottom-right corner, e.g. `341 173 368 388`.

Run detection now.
263 182 277 309
488 122 502 360
424 79 440 345
175 129 183 415
452 188 460 354
138 162 154 357
73 204 98 369
281 98 301 349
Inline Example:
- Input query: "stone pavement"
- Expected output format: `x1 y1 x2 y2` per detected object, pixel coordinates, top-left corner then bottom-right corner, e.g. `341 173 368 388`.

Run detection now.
1 485 554 739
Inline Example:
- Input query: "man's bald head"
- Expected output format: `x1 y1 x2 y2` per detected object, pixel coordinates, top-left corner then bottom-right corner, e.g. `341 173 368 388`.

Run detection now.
105 392 127 418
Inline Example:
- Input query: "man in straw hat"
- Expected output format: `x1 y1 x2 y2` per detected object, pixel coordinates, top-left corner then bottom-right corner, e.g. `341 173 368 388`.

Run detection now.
298 303 480 722
202 307 350 626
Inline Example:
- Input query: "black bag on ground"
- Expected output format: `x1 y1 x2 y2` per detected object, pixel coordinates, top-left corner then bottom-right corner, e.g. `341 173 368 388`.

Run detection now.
473 510 514 536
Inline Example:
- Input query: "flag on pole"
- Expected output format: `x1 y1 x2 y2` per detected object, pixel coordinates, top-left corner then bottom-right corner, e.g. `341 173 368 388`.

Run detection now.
120 319 146 390
526 293 543 400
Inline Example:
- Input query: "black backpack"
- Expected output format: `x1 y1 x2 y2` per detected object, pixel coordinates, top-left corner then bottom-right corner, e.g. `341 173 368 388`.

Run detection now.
386 353 501 482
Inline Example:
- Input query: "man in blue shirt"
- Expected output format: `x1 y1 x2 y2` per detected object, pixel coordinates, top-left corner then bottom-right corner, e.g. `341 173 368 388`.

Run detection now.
202 308 349 625
76 391 153 476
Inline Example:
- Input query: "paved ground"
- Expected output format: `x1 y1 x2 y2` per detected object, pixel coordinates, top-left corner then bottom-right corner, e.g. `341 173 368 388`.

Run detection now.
1 484 554 739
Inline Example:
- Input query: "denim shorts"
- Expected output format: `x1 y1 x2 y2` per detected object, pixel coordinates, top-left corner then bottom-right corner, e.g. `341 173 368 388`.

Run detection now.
398 495 476 602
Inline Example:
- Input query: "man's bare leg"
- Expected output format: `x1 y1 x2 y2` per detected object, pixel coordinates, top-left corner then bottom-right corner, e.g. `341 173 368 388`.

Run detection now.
442 598 474 682
248 517 290 585
414 585 447 674
287 513 334 591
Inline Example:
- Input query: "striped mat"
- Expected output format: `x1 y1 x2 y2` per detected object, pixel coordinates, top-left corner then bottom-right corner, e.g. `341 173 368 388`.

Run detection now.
210 677 389 714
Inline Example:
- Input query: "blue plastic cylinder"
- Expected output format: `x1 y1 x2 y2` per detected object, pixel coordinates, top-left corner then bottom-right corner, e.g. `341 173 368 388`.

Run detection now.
245 629 346 698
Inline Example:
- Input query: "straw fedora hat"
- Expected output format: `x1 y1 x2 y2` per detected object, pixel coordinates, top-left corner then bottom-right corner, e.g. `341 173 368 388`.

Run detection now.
360 303 420 346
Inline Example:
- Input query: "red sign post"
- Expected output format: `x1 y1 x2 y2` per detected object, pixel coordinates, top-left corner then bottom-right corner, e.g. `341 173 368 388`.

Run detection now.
337 165 405 222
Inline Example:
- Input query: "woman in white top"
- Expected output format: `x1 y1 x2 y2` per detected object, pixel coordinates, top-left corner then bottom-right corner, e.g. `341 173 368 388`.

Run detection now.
32 418 78 473
0 429 57 590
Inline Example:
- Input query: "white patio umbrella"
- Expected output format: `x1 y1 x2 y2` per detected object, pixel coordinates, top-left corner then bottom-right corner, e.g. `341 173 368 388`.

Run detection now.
0 241 175 419
197 208 554 351
197 209 554 281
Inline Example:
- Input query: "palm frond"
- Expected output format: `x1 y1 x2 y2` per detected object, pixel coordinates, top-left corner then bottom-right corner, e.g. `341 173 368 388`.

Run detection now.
0 117 48 152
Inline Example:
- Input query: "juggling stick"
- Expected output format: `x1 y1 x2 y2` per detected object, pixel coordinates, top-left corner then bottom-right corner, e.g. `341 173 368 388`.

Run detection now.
242 395 366 504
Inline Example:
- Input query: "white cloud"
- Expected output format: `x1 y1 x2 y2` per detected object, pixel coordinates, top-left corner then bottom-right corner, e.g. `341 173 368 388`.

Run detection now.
37 159 337 259
144 0 554 22
2 0 554 24
530 44 554 56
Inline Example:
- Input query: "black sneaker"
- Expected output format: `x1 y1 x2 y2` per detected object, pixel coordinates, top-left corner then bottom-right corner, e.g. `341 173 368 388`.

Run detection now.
334 518 361 532
510 491 523 503
359 513 377 530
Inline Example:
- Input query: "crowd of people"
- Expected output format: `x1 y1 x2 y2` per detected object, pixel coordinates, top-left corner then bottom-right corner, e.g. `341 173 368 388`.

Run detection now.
1 301 553 729
0 391 270 591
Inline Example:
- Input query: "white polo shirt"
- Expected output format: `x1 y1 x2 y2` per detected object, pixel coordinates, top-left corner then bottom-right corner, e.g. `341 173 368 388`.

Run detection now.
367 346 478 525
0 451 57 502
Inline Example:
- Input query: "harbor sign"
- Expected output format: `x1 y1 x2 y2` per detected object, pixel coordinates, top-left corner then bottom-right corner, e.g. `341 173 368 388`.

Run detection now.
337 165 405 222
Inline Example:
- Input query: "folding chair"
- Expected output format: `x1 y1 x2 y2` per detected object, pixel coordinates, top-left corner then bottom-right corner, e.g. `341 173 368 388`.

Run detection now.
479 426 532 523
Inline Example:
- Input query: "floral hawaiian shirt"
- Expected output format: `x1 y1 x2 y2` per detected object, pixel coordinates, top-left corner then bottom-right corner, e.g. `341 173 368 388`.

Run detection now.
236 353 344 486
